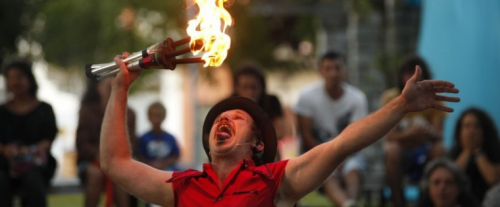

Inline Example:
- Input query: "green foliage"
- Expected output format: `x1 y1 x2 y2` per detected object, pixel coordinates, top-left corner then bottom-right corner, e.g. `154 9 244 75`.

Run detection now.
227 2 318 71
4 0 318 73
35 0 185 68
346 0 373 17
0 0 45 66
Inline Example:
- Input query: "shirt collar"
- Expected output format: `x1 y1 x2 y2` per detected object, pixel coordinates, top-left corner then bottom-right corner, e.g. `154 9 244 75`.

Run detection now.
203 159 273 179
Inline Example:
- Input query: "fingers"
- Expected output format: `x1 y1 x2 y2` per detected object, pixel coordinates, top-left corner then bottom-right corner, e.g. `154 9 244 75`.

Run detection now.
420 80 459 93
433 103 454 112
415 65 422 81
435 95 460 102
122 52 130 59
421 80 455 88
434 87 459 93
408 65 422 84
114 55 128 73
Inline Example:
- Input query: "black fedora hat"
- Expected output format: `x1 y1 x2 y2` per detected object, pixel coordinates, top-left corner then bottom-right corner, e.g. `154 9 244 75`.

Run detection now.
202 96 277 165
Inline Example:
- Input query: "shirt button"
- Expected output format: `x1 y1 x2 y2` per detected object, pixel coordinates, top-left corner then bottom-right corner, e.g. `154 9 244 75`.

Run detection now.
216 196 222 201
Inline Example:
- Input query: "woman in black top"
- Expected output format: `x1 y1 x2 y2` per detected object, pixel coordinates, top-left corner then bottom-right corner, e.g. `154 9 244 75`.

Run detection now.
232 64 285 161
232 64 284 138
449 108 500 202
0 59 57 207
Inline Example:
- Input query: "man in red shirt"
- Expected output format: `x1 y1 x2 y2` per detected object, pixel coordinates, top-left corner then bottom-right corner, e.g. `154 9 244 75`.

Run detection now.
99 53 460 206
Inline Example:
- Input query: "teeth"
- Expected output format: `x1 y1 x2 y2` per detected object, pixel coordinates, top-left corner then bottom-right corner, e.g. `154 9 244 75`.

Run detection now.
218 125 230 133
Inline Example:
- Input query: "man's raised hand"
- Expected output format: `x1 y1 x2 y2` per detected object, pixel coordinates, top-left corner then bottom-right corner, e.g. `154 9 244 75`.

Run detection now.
401 66 460 113
113 52 142 89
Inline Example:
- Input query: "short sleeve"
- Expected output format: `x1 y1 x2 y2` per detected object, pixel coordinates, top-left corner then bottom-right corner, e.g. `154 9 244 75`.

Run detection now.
268 160 289 197
137 134 148 158
293 92 314 118
169 134 180 157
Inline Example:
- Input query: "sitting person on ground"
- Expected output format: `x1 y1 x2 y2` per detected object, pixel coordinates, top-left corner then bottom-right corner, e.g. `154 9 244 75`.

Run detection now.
76 78 136 207
449 107 500 202
417 158 478 207
232 63 285 152
0 59 57 207
382 55 447 207
296 51 369 207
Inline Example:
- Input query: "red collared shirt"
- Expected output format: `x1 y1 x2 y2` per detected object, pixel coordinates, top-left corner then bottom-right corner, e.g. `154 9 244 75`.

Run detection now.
167 159 289 207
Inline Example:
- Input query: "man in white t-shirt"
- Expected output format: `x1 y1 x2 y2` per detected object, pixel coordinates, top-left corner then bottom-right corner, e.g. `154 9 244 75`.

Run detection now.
294 51 368 207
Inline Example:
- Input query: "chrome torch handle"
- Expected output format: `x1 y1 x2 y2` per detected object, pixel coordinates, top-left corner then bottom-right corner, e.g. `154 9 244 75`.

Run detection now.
85 42 163 80
88 60 144 81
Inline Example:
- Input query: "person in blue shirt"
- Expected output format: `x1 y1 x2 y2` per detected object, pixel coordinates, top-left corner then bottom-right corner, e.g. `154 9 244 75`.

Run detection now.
138 102 180 171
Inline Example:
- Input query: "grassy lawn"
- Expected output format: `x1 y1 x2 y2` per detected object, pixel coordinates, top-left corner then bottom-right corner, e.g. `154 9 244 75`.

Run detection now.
49 190 396 207
48 194 84 207
48 192 334 207
48 191 349 207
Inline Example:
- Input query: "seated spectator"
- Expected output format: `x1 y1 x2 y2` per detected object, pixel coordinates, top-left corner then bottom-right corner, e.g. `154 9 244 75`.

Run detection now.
383 55 446 206
294 51 367 207
449 107 500 202
137 102 180 171
0 58 57 207
232 64 285 159
76 78 136 207
417 158 478 207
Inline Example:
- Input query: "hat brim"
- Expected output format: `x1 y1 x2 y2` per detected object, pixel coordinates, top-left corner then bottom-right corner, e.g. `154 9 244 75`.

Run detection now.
202 97 277 165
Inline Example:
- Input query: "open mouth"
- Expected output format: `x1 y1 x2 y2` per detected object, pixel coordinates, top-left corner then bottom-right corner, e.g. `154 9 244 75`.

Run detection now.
216 124 233 140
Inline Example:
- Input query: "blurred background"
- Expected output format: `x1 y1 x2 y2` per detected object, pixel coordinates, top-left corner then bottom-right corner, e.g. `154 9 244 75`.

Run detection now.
1 0 499 206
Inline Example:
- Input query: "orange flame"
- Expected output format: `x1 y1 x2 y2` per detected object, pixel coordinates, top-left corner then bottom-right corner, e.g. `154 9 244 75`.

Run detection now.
187 0 232 67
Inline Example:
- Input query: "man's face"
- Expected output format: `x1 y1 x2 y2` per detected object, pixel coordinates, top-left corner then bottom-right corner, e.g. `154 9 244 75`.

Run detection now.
428 167 460 207
208 109 256 158
319 58 346 90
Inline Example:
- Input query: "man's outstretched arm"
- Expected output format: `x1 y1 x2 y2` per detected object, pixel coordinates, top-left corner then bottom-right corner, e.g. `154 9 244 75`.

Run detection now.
100 54 175 206
277 67 460 204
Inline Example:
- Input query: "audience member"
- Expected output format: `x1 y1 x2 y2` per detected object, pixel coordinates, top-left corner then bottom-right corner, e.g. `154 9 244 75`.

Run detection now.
382 55 446 206
232 64 285 158
137 102 180 171
417 158 478 207
449 107 500 202
76 78 136 207
294 51 368 207
0 58 57 207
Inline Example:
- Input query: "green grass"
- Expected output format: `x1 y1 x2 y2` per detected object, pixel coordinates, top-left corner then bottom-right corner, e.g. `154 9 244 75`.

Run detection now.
48 192 332 207
298 190 333 206
49 191 376 207
48 194 84 207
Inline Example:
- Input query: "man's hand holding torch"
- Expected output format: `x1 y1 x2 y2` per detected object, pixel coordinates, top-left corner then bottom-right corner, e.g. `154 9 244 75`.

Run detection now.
86 37 204 81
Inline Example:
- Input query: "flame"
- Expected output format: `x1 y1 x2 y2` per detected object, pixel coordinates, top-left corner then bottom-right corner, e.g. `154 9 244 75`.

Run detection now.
187 0 232 67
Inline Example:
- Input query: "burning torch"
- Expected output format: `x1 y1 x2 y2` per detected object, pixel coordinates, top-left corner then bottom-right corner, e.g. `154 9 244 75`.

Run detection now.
85 0 232 81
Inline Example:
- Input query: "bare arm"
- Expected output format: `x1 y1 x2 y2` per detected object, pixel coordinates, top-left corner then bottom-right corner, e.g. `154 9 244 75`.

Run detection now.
278 67 460 203
100 55 174 206
476 153 500 185
455 150 471 170
296 115 320 152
